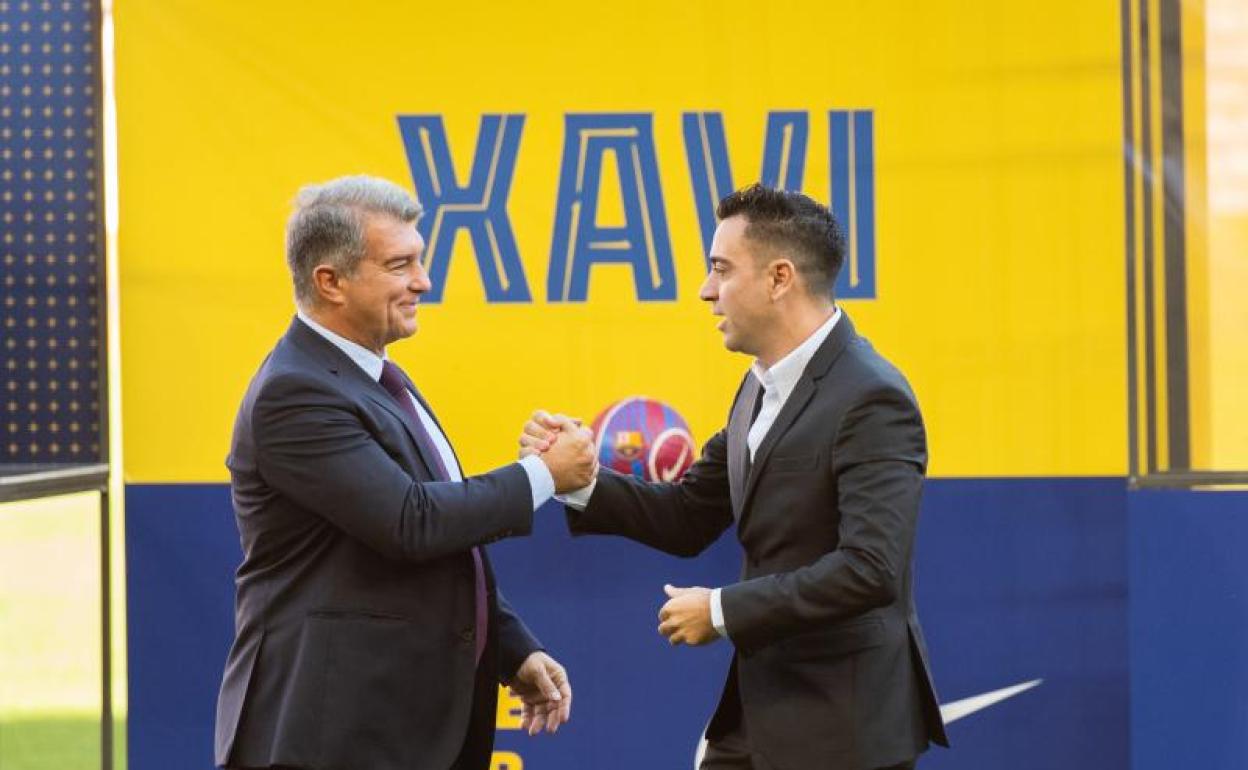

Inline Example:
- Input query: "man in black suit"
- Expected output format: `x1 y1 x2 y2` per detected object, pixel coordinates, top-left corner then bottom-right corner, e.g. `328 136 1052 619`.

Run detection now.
215 175 596 770
523 185 949 769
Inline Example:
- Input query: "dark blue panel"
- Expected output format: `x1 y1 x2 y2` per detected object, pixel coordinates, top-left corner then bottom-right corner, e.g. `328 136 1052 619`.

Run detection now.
488 499 739 768
125 478 1131 770
123 483 741 770
125 484 238 770
916 477 1129 770
1128 489 1248 770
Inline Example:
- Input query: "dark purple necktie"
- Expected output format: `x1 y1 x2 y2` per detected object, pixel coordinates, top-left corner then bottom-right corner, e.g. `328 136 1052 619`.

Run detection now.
379 360 488 666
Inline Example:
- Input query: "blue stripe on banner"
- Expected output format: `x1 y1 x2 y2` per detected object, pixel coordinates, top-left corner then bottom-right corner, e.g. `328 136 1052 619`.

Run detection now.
760 111 808 192
681 112 735 261
1128 488 1248 770
121 477 1215 770
850 110 877 299
829 111 853 296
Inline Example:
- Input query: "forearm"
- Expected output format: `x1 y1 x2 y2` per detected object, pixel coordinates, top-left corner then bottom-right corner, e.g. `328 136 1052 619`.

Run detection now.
566 469 732 557
494 590 543 683
260 429 534 560
719 548 895 651
392 464 536 559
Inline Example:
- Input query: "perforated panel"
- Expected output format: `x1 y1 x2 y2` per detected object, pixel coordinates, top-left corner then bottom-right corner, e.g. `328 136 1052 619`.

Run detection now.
0 0 105 464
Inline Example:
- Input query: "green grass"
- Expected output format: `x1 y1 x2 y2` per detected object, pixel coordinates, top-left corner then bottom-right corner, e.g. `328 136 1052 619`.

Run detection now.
0 714 126 770
1 492 128 769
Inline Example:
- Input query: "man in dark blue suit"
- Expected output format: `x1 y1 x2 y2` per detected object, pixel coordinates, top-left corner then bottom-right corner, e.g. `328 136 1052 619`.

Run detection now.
524 185 948 769
215 175 596 770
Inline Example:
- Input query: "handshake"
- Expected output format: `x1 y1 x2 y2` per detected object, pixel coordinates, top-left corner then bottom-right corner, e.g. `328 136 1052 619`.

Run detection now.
519 410 598 493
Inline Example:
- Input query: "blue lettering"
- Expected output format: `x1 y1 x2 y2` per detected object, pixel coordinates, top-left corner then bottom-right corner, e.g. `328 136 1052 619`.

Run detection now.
548 114 676 302
396 114 530 303
829 110 876 299
681 111 810 261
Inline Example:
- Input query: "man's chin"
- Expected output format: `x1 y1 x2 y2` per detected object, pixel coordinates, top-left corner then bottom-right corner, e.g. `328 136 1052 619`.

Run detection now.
390 322 419 342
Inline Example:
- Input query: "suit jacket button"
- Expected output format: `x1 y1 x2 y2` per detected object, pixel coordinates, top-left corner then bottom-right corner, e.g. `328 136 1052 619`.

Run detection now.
459 628 475 643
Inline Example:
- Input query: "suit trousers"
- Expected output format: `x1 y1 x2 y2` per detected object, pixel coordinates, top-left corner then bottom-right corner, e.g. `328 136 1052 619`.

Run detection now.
450 657 500 770
703 733 917 770
226 660 497 770
699 700 917 770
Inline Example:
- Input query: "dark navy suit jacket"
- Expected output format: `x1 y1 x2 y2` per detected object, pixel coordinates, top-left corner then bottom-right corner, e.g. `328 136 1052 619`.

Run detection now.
215 318 541 770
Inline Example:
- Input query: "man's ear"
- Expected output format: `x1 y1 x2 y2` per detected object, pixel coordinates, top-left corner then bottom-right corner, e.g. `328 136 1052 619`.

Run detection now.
311 264 346 306
769 258 797 300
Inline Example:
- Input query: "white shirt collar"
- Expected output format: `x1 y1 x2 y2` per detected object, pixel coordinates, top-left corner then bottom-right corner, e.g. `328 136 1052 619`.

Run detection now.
296 309 387 382
750 308 842 401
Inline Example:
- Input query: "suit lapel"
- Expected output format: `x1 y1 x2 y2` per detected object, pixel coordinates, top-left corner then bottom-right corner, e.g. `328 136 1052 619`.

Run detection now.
285 318 447 481
736 313 858 527
727 375 761 518
738 377 817 521
361 389 447 482
285 318 492 582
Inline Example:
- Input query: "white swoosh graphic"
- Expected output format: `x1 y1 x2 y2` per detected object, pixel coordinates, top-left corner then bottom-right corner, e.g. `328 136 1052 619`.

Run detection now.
693 678 1043 766
693 683 1043 763
939 679 1043 724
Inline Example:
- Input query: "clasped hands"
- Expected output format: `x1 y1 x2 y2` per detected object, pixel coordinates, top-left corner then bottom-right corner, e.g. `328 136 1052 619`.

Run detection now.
519 410 719 648
519 410 597 492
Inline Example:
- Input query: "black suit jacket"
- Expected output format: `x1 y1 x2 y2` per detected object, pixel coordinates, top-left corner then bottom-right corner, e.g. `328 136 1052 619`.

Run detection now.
567 314 949 770
215 318 542 770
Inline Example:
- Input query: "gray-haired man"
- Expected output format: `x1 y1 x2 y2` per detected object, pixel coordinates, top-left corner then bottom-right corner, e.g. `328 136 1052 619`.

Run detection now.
215 176 595 770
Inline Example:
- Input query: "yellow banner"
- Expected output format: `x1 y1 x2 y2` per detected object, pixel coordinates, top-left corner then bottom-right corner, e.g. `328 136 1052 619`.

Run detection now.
116 0 1126 480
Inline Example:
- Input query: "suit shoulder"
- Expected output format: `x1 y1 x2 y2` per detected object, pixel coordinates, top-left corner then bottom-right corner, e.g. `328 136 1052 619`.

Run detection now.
838 336 920 408
240 337 350 413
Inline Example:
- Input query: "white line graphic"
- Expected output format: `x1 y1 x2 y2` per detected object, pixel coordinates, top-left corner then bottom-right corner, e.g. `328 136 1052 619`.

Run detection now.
940 679 1043 724
692 678 1044 768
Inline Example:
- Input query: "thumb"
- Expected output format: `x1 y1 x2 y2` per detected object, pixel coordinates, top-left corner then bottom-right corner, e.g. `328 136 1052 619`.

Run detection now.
664 583 688 598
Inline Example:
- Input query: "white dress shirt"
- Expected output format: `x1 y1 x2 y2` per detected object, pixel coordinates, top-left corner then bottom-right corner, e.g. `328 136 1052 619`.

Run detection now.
296 311 555 509
746 308 843 462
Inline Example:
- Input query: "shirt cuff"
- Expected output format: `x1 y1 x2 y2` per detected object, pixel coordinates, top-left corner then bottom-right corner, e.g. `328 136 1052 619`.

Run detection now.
519 454 555 510
554 476 598 510
710 587 727 638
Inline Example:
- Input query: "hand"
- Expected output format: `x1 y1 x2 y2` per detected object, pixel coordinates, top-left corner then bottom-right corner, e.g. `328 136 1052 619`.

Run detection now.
518 409 574 458
658 584 719 646
509 651 572 735
523 411 597 492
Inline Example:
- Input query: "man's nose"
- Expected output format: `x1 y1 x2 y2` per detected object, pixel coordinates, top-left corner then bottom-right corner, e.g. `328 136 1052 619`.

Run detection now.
698 274 717 302
410 260 432 293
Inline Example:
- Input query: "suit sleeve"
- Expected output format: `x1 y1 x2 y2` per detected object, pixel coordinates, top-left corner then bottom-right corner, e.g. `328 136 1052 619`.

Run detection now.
565 429 735 557
720 385 926 652
493 589 543 683
251 372 533 562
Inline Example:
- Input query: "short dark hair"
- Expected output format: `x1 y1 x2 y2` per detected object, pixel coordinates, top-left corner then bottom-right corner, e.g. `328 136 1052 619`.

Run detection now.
716 184 845 298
